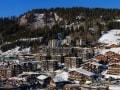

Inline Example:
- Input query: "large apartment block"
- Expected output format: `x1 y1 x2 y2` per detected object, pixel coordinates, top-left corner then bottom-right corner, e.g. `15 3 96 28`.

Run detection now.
65 57 83 69
41 60 58 72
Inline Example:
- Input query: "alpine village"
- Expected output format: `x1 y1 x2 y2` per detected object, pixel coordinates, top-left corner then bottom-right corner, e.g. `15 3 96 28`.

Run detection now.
1 7 120 90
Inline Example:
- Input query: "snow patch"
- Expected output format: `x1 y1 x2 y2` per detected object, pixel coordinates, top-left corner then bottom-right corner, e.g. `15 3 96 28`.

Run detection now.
109 85 120 90
99 47 120 54
98 29 120 46
34 14 44 21
114 19 120 22
2 47 30 56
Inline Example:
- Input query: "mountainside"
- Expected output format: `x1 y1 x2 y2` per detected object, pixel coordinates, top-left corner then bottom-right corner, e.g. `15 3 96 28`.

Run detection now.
1 7 120 51
99 29 120 45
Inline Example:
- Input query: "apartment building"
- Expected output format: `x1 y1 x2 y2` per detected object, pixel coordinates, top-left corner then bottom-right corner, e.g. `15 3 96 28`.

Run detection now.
48 39 58 48
0 68 12 78
41 47 72 55
41 60 58 72
69 68 94 84
51 54 65 63
82 62 103 74
0 62 12 78
11 64 22 76
65 57 83 69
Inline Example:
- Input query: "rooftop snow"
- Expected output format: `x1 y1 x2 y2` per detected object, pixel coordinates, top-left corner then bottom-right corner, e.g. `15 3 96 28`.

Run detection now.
37 75 48 80
76 68 94 76
115 19 120 22
53 71 69 82
91 62 103 66
109 85 120 90
99 47 120 54
103 70 120 79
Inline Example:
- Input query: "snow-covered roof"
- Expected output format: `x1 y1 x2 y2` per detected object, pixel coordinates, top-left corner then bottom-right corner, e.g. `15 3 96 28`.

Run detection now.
37 75 48 80
104 74 120 79
0 62 8 66
22 72 40 75
91 62 103 66
8 77 26 81
109 85 120 90
115 19 120 22
99 47 120 54
98 29 120 45
103 71 120 79
75 68 94 76
42 60 58 61
53 71 69 82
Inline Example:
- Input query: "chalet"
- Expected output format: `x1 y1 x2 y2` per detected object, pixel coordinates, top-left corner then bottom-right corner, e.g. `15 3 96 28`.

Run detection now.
110 44 117 48
109 58 120 64
107 64 120 75
111 54 120 59
95 54 108 65
82 62 103 74
105 51 115 59
95 54 107 61
37 74 51 87
69 68 94 84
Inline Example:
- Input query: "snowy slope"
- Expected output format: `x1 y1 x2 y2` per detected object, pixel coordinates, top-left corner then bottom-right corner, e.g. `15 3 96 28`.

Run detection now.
2 47 30 56
98 29 120 45
34 14 44 20
19 37 43 41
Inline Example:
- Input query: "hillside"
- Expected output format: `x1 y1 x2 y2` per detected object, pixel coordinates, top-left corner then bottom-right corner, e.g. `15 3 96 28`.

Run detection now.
99 29 120 45
1 7 120 51
98 29 120 54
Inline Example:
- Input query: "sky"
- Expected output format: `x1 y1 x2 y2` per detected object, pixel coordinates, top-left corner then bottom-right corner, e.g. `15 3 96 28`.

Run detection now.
0 0 120 17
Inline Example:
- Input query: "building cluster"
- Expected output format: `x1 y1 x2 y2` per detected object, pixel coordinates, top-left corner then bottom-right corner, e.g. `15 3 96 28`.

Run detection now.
37 47 94 73
0 46 120 90
0 54 39 78
48 36 87 48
